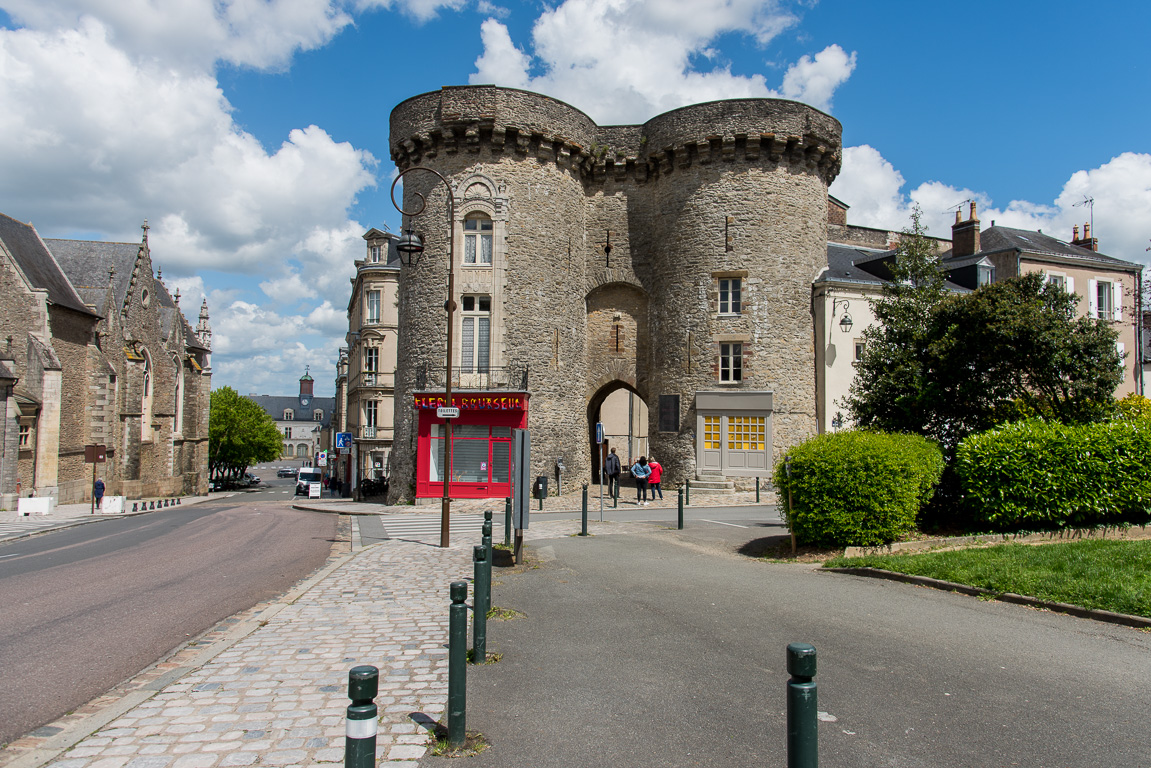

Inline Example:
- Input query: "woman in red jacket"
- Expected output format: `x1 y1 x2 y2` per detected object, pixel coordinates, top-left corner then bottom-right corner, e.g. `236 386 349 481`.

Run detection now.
647 457 663 501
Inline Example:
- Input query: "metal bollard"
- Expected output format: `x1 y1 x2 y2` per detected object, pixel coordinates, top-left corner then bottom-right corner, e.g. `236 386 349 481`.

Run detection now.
150 501 155 510
345 665 378 768
685 478 691 506
177 497 181 505
678 486 684 530
580 484 588 536
504 497 512 547
472 547 489 664
482 512 493 570
132 502 138 512
786 643 818 768
448 581 468 746
756 476 761 503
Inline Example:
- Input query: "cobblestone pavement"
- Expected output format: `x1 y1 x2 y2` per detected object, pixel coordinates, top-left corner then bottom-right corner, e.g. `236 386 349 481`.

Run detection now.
7 515 655 768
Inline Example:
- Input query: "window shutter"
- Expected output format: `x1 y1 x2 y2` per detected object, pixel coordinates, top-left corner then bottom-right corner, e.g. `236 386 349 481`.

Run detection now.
1066 275 1074 296
462 317 474 372
1088 279 1098 318
1113 282 1122 321
1117 343 1126 377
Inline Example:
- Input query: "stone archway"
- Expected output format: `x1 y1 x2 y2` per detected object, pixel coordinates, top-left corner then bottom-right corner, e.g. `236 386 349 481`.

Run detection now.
587 381 649 481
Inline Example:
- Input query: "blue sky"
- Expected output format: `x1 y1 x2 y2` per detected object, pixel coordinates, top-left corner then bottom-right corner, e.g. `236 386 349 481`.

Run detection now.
2 1 1149 398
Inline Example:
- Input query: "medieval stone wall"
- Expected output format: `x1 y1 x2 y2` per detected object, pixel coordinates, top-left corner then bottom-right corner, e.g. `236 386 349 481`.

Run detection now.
390 86 840 497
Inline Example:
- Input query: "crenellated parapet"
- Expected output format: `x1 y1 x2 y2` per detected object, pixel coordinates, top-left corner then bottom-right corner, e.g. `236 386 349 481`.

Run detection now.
390 87 843 186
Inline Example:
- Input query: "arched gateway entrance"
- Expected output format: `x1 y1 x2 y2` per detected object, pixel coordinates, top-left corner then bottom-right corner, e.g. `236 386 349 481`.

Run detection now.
587 382 649 481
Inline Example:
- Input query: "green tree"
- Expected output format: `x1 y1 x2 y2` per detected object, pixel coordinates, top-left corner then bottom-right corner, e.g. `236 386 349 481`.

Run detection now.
209 387 282 481
922 272 1121 445
843 205 948 438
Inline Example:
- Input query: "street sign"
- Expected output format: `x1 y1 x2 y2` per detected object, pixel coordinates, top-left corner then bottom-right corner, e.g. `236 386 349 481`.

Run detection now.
437 406 460 419
84 444 107 463
512 429 531 530
595 422 604 444
335 432 353 449
316 451 328 467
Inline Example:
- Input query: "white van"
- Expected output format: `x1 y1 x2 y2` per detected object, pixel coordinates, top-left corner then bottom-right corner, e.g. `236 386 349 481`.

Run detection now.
296 467 323 496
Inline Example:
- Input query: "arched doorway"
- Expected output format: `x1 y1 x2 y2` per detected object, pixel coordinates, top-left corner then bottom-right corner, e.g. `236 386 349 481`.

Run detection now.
587 381 649 482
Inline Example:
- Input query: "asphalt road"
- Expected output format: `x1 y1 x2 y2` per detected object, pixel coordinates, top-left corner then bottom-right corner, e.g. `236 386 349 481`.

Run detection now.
0 497 337 746
425 531 1151 768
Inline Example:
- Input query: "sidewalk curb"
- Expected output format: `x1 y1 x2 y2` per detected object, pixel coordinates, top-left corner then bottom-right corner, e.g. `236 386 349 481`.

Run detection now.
826 566 1151 629
0 497 221 545
2 541 361 768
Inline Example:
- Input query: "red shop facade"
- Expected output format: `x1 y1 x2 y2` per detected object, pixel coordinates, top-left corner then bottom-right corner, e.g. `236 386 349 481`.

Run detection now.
413 391 529 499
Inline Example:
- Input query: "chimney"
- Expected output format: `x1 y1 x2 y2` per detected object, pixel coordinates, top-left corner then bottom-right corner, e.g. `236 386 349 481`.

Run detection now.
951 201 981 258
1071 221 1098 252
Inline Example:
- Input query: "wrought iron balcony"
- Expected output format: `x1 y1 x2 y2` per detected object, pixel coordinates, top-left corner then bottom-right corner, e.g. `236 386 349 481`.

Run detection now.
415 364 529 391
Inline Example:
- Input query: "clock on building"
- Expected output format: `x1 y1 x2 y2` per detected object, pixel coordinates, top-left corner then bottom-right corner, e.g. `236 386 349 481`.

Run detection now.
301 397 311 407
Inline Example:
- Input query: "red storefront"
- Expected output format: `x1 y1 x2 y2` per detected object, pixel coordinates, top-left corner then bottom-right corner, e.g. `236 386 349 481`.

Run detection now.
413 392 529 499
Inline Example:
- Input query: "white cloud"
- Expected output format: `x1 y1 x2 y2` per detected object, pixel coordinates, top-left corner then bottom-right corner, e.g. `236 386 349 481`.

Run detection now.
1 0 353 70
831 146 1151 264
260 272 318 305
779 44 856 113
470 0 853 123
354 0 467 23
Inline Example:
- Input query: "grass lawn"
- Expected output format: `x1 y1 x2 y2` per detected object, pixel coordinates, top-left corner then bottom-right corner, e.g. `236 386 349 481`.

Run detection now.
825 539 1151 619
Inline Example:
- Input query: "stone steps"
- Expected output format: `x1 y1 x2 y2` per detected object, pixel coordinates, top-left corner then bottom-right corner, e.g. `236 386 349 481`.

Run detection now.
689 475 736 492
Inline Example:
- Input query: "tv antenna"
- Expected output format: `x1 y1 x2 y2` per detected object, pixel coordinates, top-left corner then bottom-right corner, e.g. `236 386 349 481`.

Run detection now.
943 199 973 215
1073 195 1094 235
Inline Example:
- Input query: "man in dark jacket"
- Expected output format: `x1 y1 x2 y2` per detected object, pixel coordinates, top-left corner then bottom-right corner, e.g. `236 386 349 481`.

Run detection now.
603 447 622 499
93 478 105 510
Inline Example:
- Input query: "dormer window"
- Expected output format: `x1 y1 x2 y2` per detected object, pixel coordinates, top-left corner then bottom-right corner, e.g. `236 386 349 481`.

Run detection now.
369 244 382 263
313 409 323 421
464 214 493 265
284 409 294 420
977 265 995 287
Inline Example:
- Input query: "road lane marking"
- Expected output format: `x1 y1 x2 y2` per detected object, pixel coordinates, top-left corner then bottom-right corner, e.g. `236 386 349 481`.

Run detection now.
0 553 20 559
700 519 750 528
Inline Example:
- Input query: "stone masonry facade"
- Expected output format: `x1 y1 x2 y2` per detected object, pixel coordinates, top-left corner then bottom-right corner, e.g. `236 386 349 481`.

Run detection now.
388 86 841 498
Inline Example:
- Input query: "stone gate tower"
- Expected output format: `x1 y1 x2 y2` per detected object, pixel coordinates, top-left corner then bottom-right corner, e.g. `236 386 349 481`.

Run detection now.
389 86 840 502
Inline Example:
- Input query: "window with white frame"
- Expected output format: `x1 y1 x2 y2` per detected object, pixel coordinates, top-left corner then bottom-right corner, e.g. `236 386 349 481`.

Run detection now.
366 291 381 324
719 343 742 382
461 295 491 373
1097 281 1114 319
19 423 30 448
283 409 294 420
365 400 378 427
313 409 323 421
364 347 378 372
1089 279 1120 320
369 244 382 262
854 340 865 361
463 214 493 265
718 278 742 314
285 426 292 438
1046 272 1066 289
977 264 995 287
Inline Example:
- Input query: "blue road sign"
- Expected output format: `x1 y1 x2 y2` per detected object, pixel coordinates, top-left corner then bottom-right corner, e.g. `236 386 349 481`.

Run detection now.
335 432 353 449
595 422 604 444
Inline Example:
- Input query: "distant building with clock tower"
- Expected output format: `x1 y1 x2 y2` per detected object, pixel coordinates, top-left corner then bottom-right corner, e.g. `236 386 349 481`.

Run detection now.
245 369 336 462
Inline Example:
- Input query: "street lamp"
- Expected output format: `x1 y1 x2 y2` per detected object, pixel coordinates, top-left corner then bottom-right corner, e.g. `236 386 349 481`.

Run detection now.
832 298 853 333
391 166 457 548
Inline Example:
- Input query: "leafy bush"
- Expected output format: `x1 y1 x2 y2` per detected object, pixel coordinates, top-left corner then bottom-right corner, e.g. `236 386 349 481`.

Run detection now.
1115 393 1151 421
773 431 944 547
953 419 1151 531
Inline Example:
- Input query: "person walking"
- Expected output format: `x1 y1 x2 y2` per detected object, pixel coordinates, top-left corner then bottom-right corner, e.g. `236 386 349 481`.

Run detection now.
93 477 105 511
647 457 663 501
631 456 651 505
603 447 622 499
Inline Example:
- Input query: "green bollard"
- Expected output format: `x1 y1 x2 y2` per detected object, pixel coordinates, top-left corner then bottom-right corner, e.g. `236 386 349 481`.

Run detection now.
786 643 818 768
345 665 378 768
678 486 684 529
472 547 489 664
580 483 589 536
482 511 493 561
685 478 690 506
756 476 761 503
448 581 468 746
504 497 512 546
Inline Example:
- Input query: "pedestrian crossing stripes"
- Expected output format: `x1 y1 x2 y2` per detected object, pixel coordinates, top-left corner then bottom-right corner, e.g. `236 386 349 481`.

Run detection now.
377 513 487 542
0 517 89 541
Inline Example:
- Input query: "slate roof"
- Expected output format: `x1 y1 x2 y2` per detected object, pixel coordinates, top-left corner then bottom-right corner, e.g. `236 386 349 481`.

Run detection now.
0 213 98 316
821 242 969 293
246 395 336 429
46 238 140 310
942 226 1143 271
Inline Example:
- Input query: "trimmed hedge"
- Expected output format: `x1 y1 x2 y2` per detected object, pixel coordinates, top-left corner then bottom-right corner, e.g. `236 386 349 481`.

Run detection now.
953 418 1151 532
773 431 944 547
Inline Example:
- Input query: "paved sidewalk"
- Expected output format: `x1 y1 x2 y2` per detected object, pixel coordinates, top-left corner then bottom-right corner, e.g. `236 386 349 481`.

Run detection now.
7 516 652 768
0 496 215 544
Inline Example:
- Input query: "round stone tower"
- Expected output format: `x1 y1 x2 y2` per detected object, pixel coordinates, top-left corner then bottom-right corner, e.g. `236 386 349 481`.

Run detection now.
388 85 840 503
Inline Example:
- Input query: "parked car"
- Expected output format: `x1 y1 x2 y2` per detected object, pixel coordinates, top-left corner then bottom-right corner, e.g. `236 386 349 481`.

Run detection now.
242 473 261 487
277 468 296 478
296 467 323 495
